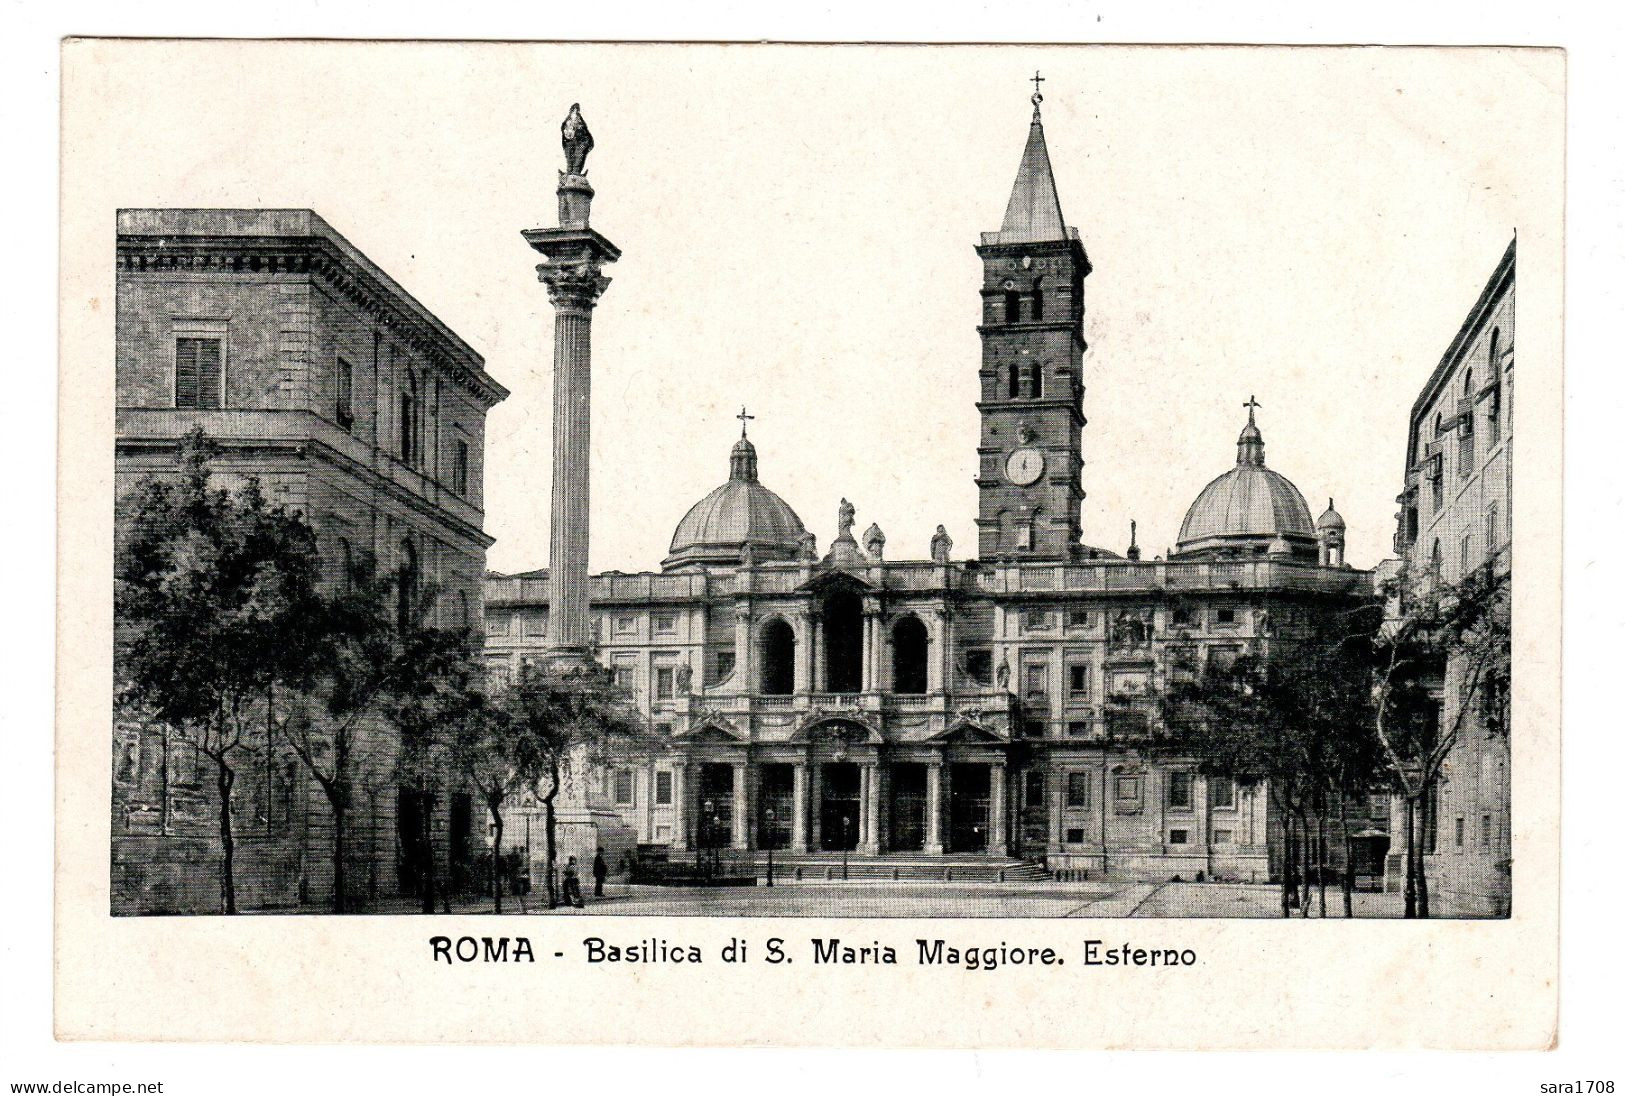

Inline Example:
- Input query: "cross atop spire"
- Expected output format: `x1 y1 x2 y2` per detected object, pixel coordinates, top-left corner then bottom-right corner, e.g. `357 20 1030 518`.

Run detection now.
1244 394 1262 424
991 75 1068 244
737 405 754 438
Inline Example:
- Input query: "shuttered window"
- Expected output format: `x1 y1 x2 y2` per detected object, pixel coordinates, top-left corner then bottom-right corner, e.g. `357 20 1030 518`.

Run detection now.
174 337 223 409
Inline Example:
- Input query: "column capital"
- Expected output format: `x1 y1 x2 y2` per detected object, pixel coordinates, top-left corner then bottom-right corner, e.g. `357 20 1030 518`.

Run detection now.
537 260 612 311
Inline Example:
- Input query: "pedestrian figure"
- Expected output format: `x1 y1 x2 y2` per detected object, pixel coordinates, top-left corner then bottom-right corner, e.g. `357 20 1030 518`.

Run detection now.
592 850 608 898
562 856 586 908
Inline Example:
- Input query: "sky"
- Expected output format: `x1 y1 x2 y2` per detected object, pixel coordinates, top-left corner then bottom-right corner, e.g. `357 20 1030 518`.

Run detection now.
74 42 1561 573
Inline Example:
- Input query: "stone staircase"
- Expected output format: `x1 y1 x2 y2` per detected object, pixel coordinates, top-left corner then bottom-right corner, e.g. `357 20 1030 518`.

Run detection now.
646 850 1052 884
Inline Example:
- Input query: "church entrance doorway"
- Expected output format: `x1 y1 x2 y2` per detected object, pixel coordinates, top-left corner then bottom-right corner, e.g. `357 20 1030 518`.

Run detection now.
756 765 794 851
948 764 991 852
819 763 861 851
695 764 735 852
887 764 927 852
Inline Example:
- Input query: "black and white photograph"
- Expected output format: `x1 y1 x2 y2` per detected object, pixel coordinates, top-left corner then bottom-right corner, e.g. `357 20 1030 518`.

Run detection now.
44 32 1580 1055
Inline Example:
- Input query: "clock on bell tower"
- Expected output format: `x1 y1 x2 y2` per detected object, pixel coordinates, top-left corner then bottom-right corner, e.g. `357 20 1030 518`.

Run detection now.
973 85 1091 561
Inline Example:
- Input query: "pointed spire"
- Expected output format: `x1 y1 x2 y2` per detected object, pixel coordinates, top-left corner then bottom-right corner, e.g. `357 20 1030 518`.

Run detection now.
995 77 1068 244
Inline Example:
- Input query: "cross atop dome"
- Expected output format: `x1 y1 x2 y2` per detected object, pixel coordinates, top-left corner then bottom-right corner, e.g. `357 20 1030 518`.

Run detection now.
1237 396 1266 466
736 405 754 438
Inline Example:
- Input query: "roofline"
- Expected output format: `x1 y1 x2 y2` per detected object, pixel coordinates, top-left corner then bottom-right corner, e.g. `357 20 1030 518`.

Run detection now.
1404 235 1516 465
116 208 509 405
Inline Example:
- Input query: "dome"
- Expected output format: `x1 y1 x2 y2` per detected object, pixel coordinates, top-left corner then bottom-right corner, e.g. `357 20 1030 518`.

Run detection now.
1316 498 1346 532
1174 404 1318 560
663 430 807 571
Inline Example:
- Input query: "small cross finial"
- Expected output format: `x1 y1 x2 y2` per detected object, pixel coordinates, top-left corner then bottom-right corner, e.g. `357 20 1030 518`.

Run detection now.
1030 70 1046 108
736 405 755 438
1243 394 1262 422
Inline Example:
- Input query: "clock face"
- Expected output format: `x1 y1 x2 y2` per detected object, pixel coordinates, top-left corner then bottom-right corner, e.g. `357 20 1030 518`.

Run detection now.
1005 447 1045 486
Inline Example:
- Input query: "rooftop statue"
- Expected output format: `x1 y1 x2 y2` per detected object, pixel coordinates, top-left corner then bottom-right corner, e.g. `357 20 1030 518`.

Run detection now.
562 103 594 175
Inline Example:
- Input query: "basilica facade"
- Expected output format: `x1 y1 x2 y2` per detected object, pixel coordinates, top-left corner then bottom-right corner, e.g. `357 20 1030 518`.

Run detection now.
484 100 1375 883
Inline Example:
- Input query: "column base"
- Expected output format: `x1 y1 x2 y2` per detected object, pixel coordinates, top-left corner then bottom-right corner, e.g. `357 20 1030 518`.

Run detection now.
924 842 944 856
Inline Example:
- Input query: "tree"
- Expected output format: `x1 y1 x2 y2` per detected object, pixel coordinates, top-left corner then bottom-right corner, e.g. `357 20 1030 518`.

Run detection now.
1160 610 1390 918
1369 559 1511 918
115 430 325 914
280 552 436 913
386 622 486 914
495 660 649 909
445 690 526 913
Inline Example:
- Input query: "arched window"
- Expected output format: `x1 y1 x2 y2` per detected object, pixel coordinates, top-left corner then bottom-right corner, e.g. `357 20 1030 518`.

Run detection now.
1434 413 1443 438
891 616 929 695
1030 276 1044 321
1430 538 1442 576
457 590 471 629
1489 327 1500 370
335 536 354 594
397 539 419 629
759 618 796 696
399 372 419 467
1007 363 1020 399
1463 367 1473 397
822 592 864 694
1004 289 1022 324
1026 362 1043 399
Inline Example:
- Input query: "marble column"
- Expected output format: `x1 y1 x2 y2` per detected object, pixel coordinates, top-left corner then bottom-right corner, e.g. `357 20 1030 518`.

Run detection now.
924 760 944 855
927 609 946 694
733 603 753 694
791 762 809 852
989 761 1008 856
670 762 689 851
731 761 749 850
793 610 812 694
808 764 823 850
1049 771 1066 854
858 763 878 853
523 114 620 665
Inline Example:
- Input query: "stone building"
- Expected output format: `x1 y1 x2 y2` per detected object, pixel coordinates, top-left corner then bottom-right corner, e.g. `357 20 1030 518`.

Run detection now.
484 100 1376 884
113 209 508 913
1390 238 1515 916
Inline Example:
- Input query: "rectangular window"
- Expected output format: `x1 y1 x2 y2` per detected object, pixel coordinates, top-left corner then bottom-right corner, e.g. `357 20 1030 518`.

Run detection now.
1213 828 1234 845
336 356 354 428
1066 720 1089 738
1065 771 1091 808
453 439 470 496
611 664 634 692
1454 816 1465 848
1167 771 1194 810
1215 607 1236 626
1481 813 1492 848
1210 777 1236 809
1168 828 1189 845
1024 770 1045 808
1171 604 1195 628
1022 664 1048 699
614 615 637 635
653 613 677 634
1023 610 1049 632
655 771 673 806
174 337 223 409
1067 664 1090 698
714 650 736 681
963 649 992 685
1066 610 1092 629
654 666 676 700
613 769 635 806
1065 827 1087 844
1114 775 1142 813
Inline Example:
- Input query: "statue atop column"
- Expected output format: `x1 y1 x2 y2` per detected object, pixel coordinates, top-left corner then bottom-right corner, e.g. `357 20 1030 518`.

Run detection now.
561 103 594 175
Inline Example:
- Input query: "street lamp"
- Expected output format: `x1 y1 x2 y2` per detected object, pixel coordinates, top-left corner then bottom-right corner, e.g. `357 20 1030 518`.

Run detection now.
703 797 717 880
841 811 853 881
764 806 776 888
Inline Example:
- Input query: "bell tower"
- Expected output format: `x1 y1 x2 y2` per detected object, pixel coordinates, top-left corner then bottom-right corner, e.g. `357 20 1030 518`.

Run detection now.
974 77 1091 561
